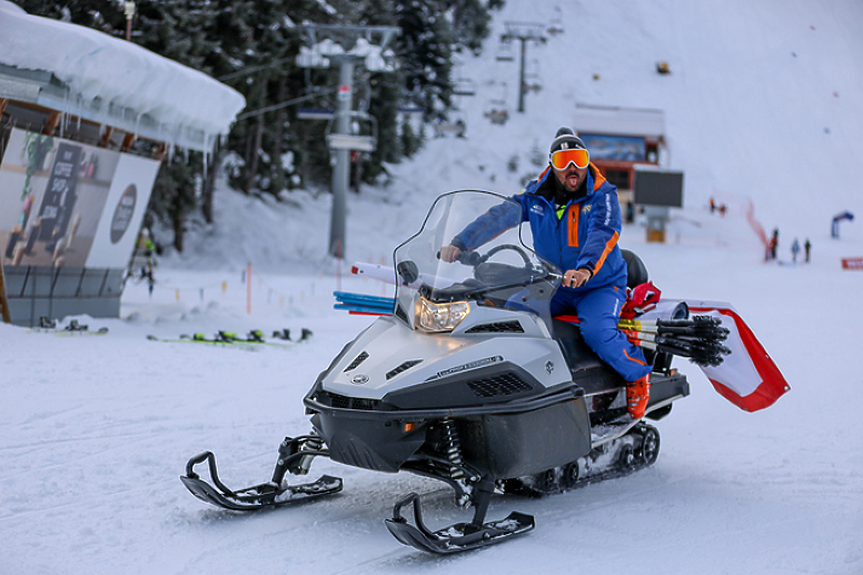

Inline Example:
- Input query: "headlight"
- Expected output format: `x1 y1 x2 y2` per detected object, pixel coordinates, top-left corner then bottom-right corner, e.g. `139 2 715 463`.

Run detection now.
415 295 469 333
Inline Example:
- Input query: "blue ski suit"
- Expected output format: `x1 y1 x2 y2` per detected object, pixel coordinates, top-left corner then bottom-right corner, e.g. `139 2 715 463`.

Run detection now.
451 165 651 382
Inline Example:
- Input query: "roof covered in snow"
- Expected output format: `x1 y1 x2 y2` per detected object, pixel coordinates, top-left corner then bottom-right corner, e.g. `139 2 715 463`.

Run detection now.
0 0 246 152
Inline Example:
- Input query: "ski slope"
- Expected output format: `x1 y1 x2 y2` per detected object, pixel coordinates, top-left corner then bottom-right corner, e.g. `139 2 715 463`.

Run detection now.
2 0 862 573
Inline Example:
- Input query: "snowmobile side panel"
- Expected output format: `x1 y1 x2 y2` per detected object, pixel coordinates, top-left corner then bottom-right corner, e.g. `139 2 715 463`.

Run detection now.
459 395 591 478
305 385 586 474
309 412 426 473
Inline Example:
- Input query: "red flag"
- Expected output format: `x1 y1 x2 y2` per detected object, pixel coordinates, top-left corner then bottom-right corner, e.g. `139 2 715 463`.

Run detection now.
687 301 790 412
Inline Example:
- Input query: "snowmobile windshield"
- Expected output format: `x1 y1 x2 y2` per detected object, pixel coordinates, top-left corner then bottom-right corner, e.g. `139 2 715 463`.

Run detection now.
392 190 561 332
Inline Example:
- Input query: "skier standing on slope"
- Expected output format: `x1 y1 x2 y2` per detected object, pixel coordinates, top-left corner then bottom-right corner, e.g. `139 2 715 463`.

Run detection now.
440 127 652 418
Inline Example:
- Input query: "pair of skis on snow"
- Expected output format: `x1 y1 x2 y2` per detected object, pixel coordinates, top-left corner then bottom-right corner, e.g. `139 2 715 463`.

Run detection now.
147 328 312 347
31 317 109 335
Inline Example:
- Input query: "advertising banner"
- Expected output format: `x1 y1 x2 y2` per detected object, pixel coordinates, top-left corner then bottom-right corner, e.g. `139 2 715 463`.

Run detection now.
0 128 159 269
580 133 646 162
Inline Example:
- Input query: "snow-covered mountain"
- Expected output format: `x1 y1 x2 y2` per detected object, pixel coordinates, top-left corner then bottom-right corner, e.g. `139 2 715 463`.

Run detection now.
164 0 863 275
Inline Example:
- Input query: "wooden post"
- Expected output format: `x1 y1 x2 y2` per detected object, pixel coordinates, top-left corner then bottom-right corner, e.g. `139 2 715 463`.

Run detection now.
121 132 136 152
100 126 114 147
0 258 11 323
43 110 61 136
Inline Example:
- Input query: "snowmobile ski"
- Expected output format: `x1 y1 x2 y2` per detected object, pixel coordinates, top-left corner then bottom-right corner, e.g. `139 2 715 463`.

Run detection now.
385 492 535 554
180 451 342 511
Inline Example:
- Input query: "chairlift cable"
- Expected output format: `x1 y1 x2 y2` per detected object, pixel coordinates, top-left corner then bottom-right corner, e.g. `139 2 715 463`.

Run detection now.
236 89 337 120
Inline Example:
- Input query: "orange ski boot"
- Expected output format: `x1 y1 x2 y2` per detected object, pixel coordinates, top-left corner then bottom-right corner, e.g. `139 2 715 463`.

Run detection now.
626 374 650 419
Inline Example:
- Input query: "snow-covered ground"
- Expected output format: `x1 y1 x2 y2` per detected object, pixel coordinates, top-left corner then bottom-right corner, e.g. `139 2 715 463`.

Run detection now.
3 0 863 573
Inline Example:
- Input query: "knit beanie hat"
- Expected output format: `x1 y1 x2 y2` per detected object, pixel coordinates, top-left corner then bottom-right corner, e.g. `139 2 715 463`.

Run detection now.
548 126 587 155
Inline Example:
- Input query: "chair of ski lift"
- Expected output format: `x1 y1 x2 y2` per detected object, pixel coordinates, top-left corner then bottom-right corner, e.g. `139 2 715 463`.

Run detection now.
452 78 477 97
433 111 467 138
547 24 564 36
495 41 515 62
297 107 335 121
547 5 565 36
484 100 509 126
325 112 378 152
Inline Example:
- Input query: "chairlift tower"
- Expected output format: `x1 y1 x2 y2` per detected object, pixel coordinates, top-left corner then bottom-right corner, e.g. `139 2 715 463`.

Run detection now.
500 21 546 113
296 25 400 257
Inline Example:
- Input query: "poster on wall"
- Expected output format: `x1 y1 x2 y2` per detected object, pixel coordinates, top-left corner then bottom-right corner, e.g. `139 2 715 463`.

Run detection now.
580 133 646 162
0 127 159 270
85 154 160 268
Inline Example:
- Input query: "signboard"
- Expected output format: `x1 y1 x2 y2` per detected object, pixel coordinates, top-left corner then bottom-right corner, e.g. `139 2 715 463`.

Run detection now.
1 128 159 269
633 168 684 208
580 133 646 162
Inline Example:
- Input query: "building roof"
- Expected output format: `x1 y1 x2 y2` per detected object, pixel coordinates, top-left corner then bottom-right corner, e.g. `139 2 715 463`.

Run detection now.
0 0 245 152
574 103 665 139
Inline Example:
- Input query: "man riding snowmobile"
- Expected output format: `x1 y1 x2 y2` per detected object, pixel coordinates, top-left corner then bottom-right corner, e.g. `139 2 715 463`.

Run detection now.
181 189 748 553
441 127 652 418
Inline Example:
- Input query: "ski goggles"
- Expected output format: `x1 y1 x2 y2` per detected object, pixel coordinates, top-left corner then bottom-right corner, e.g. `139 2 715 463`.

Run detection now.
550 148 590 170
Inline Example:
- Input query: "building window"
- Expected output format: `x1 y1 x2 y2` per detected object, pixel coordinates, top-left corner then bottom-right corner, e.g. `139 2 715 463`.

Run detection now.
604 168 631 190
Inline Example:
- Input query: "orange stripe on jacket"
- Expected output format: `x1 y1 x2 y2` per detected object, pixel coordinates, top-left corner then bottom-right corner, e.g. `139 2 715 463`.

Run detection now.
568 205 579 246
589 163 617 274
624 347 647 366
594 230 620 274
590 164 606 190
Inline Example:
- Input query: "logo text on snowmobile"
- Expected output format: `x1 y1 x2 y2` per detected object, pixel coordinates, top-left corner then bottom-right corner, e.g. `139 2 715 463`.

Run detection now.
430 356 503 380
351 374 369 385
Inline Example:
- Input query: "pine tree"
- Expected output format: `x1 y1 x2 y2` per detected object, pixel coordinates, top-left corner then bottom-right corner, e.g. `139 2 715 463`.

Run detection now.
10 0 504 247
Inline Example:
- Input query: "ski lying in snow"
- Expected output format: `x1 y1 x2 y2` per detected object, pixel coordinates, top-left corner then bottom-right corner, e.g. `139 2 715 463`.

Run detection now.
180 451 342 511
146 328 312 347
145 334 289 348
385 492 535 554
31 318 109 335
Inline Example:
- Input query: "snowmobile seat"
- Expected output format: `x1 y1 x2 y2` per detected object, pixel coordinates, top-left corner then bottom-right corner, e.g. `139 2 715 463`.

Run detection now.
551 250 653 393
553 318 625 395
621 249 648 289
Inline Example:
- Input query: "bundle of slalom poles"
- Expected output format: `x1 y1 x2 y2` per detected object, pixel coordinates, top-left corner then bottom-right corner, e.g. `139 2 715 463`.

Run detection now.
618 316 731 367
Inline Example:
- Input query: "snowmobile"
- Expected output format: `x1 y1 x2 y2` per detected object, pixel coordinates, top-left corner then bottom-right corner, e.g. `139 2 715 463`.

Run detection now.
181 190 729 554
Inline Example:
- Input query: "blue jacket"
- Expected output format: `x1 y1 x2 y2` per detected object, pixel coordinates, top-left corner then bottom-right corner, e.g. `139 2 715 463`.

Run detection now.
453 165 628 294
